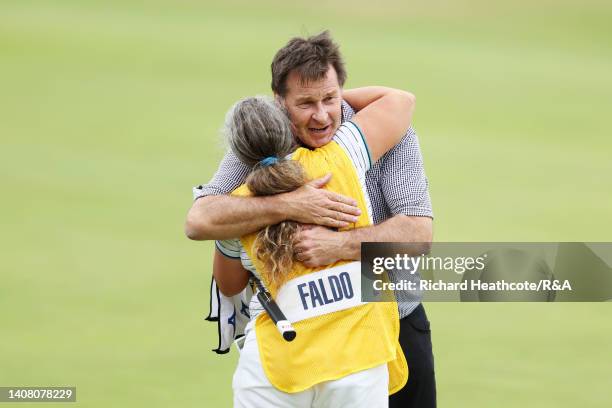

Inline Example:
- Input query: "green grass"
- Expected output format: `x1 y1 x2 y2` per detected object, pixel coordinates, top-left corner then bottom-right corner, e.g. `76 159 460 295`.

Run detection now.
1 1 611 406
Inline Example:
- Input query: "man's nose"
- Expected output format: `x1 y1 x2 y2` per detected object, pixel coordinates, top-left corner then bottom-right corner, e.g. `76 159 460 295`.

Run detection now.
312 102 329 123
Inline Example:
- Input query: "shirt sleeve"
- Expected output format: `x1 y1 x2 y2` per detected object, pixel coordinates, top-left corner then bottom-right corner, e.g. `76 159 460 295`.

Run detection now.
215 239 242 259
333 121 373 176
192 150 251 200
379 127 434 218
341 100 356 121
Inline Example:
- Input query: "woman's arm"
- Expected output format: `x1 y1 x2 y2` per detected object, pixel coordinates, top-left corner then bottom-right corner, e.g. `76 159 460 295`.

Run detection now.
347 87 416 163
213 249 250 296
342 86 398 111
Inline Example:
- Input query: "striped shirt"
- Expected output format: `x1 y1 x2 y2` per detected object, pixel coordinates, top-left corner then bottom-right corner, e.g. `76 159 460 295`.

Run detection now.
195 101 433 318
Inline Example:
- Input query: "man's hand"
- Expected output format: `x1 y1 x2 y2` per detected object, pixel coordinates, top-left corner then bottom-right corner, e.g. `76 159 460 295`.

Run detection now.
293 215 433 268
294 225 347 268
280 173 361 229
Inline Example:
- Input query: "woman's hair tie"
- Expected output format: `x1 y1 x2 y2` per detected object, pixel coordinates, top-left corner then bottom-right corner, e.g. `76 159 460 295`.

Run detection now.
259 156 279 167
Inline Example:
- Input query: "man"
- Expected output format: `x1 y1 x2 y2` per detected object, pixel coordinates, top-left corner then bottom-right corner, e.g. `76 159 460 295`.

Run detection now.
186 31 436 408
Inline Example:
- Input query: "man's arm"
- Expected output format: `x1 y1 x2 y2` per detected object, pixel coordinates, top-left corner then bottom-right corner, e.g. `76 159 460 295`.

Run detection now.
185 150 362 241
294 128 434 266
294 216 431 267
186 174 361 240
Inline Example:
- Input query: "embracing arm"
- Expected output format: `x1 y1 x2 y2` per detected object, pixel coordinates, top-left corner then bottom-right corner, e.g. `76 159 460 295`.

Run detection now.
185 174 361 240
345 86 416 162
295 216 432 267
187 195 285 240
185 150 362 240
343 87 396 111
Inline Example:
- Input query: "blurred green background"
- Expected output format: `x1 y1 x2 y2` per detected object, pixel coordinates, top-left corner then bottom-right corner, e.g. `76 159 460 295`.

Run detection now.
1 0 611 406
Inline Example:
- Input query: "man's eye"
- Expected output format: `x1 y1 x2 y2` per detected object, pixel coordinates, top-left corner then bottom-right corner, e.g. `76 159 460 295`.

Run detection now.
298 103 311 109
324 96 336 103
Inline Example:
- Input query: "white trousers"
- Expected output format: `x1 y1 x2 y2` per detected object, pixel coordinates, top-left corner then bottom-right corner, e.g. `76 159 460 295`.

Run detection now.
233 329 389 408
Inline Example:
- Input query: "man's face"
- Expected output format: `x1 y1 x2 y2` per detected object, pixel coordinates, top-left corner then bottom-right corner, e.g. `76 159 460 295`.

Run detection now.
278 66 342 148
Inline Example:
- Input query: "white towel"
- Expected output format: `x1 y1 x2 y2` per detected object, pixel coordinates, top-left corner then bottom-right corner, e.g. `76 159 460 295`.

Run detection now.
205 276 254 354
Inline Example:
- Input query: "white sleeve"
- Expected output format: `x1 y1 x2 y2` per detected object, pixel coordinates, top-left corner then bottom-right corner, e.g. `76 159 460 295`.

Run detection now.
333 121 373 175
215 239 242 259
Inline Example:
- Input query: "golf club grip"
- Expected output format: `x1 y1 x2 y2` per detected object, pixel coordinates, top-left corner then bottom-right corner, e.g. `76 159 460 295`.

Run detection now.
256 289 297 342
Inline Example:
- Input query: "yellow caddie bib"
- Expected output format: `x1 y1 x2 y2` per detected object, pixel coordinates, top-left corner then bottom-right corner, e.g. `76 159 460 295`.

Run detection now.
233 141 408 394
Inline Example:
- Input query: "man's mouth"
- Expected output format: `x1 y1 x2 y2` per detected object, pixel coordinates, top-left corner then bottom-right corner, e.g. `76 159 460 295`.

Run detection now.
308 125 331 134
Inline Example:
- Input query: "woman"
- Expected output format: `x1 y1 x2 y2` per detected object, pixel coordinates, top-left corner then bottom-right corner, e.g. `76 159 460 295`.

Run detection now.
215 86 415 408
